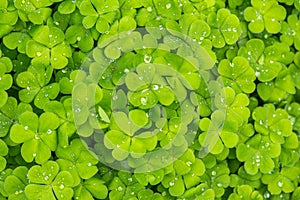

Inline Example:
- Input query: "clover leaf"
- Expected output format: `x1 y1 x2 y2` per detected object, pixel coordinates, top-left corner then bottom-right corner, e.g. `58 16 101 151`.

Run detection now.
73 177 108 199
257 68 296 103
3 32 31 54
0 57 13 108
79 0 120 33
280 132 299 167
0 169 13 198
0 1 18 37
153 0 181 20
237 134 281 175
72 81 103 137
228 185 263 200
180 183 215 200
0 139 8 172
25 161 74 200
3 166 29 200
218 56 256 94
14 0 53 24
65 25 94 52
199 87 250 151
252 104 293 144
10 111 60 164
43 99 76 148
161 173 185 197
199 161 230 198
289 52 300 90
16 65 60 109
58 0 76 14
230 166 262 189
238 39 292 82
207 8 242 48
286 102 300 133
280 14 300 50
26 25 72 69
0 97 32 137
262 166 299 195
56 139 98 186
244 0 286 34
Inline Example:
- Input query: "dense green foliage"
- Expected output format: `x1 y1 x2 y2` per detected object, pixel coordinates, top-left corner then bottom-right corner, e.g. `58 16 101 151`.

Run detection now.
0 0 300 199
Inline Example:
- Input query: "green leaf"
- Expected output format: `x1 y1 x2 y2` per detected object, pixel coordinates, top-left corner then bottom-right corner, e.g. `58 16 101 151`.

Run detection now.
58 0 76 14
27 161 59 184
129 109 149 127
25 185 55 200
84 178 108 199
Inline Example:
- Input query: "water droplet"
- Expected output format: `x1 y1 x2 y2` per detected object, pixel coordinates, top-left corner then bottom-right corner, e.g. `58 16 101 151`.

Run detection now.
24 126 29 130
217 183 222 187
128 177 133 182
75 108 81 113
264 192 270 198
211 171 216 176
186 161 192 167
144 54 152 63
278 181 283 187
152 85 159 90
146 6 152 12
131 192 135 195
59 184 65 190
166 3 171 9
36 52 42 57
117 186 123 191
141 97 147 105
169 181 175 186
278 131 282 135
33 153 37 157
47 129 52 134
76 36 81 41
87 163 92 167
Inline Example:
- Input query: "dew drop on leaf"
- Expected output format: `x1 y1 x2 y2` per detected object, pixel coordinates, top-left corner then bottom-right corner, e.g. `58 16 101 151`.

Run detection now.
141 97 147 105
217 183 222 187
278 181 283 187
152 85 159 90
144 54 152 64
166 3 171 9
186 161 192 166
264 192 270 198
146 7 152 12
117 186 123 191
